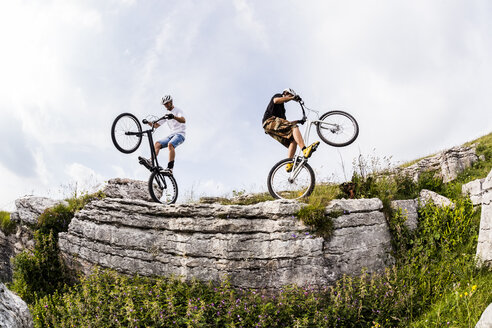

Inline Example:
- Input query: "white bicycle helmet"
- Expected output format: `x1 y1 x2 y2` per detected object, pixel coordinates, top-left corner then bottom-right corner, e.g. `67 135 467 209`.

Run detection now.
161 95 173 105
283 88 297 97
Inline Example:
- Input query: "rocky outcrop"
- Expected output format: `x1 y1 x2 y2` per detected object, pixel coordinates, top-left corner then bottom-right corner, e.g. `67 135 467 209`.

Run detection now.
102 178 155 202
10 197 67 226
396 145 479 183
419 189 455 208
463 178 486 206
59 197 393 289
475 303 492 328
391 199 418 231
0 226 34 282
476 169 492 267
0 283 33 328
1 197 66 282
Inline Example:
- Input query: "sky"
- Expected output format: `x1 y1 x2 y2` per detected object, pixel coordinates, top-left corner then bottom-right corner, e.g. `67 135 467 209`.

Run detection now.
0 0 491 210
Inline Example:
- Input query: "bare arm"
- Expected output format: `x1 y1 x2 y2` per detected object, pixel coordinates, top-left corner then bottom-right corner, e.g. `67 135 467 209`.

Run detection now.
173 116 186 123
273 94 295 104
147 122 161 128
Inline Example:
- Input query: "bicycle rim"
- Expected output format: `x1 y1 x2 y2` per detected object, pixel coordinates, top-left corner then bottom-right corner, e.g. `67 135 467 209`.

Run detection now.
317 111 359 147
111 113 142 154
267 159 315 199
149 170 178 204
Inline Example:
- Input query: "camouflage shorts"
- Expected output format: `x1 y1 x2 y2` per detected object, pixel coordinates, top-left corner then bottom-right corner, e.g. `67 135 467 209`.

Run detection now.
262 116 297 148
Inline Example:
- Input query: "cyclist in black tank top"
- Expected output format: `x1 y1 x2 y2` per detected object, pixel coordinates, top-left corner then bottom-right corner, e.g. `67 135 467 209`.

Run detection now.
262 88 320 172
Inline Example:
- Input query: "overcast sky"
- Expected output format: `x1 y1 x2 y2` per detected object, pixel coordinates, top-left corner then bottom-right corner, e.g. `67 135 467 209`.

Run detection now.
1 0 491 210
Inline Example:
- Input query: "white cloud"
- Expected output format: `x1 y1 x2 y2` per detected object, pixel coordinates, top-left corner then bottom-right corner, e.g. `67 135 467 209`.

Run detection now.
0 1 491 210
65 162 105 194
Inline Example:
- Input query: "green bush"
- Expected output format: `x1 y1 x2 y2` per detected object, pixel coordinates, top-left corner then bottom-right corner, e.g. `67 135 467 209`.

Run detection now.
11 191 105 304
11 231 72 304
0 211 16 235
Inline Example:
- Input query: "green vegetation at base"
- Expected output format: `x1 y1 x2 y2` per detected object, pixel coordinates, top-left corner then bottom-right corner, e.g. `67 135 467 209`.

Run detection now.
0 210 16 235
28 199 492 327
9 191 105 304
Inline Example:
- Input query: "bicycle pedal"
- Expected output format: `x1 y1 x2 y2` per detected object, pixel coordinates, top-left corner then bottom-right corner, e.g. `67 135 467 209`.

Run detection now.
138 157 152 170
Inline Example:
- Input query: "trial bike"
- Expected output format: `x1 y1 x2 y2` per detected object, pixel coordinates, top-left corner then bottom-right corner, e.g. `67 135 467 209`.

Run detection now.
267 99 359 199
111 113 178 204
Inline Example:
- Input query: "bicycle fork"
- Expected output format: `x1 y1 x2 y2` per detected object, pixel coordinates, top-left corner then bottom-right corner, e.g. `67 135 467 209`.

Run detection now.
288 156 307 183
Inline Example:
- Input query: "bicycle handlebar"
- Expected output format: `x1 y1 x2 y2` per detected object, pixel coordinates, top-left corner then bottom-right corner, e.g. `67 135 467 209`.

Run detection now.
142 114 169 126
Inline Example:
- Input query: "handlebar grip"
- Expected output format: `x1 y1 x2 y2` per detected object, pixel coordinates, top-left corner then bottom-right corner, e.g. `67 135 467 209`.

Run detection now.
142 119 149 124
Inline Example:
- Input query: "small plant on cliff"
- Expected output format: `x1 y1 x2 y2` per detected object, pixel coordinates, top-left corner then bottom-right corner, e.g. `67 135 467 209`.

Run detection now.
296 203 334 238
0 210 16 235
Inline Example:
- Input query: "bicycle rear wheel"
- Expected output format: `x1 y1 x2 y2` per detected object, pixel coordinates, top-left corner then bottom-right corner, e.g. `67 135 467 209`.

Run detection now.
316 111 359 147
267 158 315 199
148 169 178 204
111 113 142 154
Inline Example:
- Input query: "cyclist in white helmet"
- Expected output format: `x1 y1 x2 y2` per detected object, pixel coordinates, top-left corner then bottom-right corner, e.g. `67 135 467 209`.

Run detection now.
262 88 319 172
141 95 186 174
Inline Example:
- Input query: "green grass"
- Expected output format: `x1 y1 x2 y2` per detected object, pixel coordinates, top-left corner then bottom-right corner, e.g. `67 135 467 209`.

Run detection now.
410 271 492 327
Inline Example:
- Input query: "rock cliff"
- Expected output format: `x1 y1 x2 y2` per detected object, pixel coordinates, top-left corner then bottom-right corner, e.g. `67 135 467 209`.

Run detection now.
394 145 479 183
58 197 393 289
0 283 33 328
476 169 492 267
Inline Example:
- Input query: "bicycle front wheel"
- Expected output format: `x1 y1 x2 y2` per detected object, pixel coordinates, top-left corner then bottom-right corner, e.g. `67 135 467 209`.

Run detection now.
267 158 315 199
111 113 142 154
316 111 359 147
148 169 178 204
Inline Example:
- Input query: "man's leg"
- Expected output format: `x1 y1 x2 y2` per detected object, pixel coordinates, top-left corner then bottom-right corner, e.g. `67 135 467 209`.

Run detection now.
154 142 162 156
287 140 297 158
167 144 175 171
292 126 306 150
292 126 319 159
168 144 175 162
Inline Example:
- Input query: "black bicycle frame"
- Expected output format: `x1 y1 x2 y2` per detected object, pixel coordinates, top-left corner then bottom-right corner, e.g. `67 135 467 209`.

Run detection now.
125 116 168 172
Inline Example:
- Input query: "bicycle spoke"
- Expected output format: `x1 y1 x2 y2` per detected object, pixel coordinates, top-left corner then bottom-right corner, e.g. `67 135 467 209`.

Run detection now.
111 113 142 154
317 111 358 147
149 171 178 204
268 160 314 199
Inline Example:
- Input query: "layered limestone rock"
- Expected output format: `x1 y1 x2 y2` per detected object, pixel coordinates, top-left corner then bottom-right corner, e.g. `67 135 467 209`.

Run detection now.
0 283 33 328
476 169 492 267
395 145 479 183
59 197 393 289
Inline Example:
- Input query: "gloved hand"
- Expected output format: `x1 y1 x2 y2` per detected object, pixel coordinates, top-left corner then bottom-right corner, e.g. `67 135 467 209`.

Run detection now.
164 113 174 120
294 95 302 102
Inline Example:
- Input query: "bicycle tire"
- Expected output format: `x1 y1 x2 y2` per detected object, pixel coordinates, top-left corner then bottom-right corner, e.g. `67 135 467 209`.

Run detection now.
148 169 178 204
267 158 315 199
111 113 143 154
316 110 359 147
